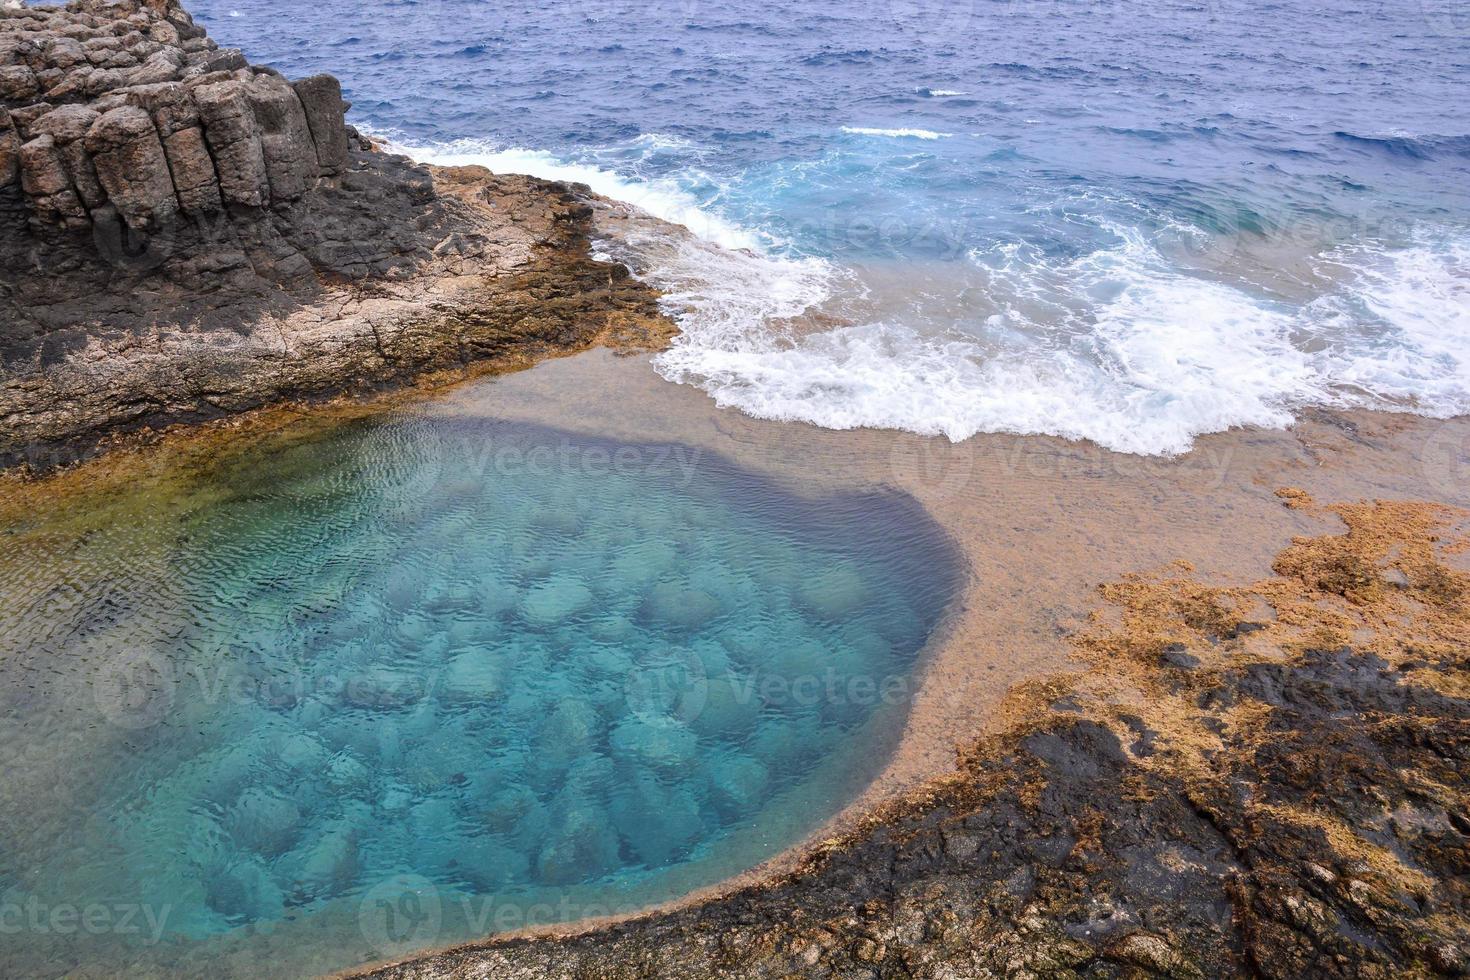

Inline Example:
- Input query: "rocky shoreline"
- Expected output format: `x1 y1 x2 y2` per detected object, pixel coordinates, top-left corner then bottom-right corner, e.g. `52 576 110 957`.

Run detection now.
361 492 1470 979
5 4 1469 980
0 0 674 472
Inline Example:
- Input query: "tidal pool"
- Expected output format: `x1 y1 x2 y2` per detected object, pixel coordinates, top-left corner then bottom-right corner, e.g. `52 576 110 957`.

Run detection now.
0 414 961 977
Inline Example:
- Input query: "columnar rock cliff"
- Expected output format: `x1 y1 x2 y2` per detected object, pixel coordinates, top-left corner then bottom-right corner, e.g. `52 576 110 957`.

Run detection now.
0 0 673 471
1 0 351 234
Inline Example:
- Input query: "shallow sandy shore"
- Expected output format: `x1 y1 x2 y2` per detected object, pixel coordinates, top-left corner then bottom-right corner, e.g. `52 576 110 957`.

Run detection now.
2 346 1466 976
421 347 1470 828
345 352 1470 977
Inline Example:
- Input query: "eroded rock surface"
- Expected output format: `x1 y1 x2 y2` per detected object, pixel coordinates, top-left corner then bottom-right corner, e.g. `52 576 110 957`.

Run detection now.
363 496 1470 979
0 0 673 470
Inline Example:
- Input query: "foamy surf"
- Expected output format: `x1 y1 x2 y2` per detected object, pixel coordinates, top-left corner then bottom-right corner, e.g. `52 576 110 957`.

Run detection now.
389 135 1470 457
387 136 769 254
841 126 952 140
649 222 1470 456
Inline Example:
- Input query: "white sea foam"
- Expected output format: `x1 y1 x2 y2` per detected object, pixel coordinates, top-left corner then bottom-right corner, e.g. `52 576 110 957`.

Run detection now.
1305 239 1470 412
658 230 1325 455
387 137 767 253
921 89 968 97
840 126 952 140
387 135 842 366
391 135 1470 456
655 220 1470 456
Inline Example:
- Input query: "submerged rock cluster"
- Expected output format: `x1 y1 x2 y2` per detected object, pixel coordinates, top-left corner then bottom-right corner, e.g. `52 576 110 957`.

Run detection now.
0 0 350 234
366 495 1470 978
0 0 675 473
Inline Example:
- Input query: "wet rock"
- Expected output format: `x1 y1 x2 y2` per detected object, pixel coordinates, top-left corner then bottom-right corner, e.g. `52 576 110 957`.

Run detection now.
534 698 600 768
456 837 530 892
639 582 724 630
690 669 759 740
282 822 358 904
706 749 770 821
610 771 703 867
477 784 538 835
535 803 620 886
324 752 372 795
609 714 698 772
439 652 505 704
275 731 328 771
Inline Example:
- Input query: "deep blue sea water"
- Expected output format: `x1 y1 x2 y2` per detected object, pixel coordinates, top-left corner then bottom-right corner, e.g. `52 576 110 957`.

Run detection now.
188 0 1470 454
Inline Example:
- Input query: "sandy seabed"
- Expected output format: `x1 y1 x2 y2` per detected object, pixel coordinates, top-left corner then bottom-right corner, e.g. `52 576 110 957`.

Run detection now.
3 347 1467 977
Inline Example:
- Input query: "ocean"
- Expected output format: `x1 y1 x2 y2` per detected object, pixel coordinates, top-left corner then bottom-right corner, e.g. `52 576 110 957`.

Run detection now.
190 0 1470 454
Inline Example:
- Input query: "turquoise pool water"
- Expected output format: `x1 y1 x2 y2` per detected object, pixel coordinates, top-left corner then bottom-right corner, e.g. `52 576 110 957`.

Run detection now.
0 414 961 976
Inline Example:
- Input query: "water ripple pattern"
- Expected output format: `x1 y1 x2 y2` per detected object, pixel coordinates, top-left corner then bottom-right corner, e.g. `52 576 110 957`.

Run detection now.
0 417 961 977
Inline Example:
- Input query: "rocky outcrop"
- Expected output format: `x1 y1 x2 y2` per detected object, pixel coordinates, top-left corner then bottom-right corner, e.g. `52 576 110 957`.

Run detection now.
1 0 349 234
0 0 675 471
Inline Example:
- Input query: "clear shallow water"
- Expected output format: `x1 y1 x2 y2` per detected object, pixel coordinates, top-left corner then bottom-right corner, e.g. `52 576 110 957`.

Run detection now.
0 416 961 976
189 0 1470 454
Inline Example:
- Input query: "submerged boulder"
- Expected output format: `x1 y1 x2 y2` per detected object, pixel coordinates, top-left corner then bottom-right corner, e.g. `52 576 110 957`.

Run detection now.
438 652 505 705
609 714 698 772
535 804 620 886
281 821 358 904
609 771 704 867
706 749 771 821
639 582 725 631
203 858 285 923
455 836 530 892
226 788 302 858
798 565 868 621
520 574 593 626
